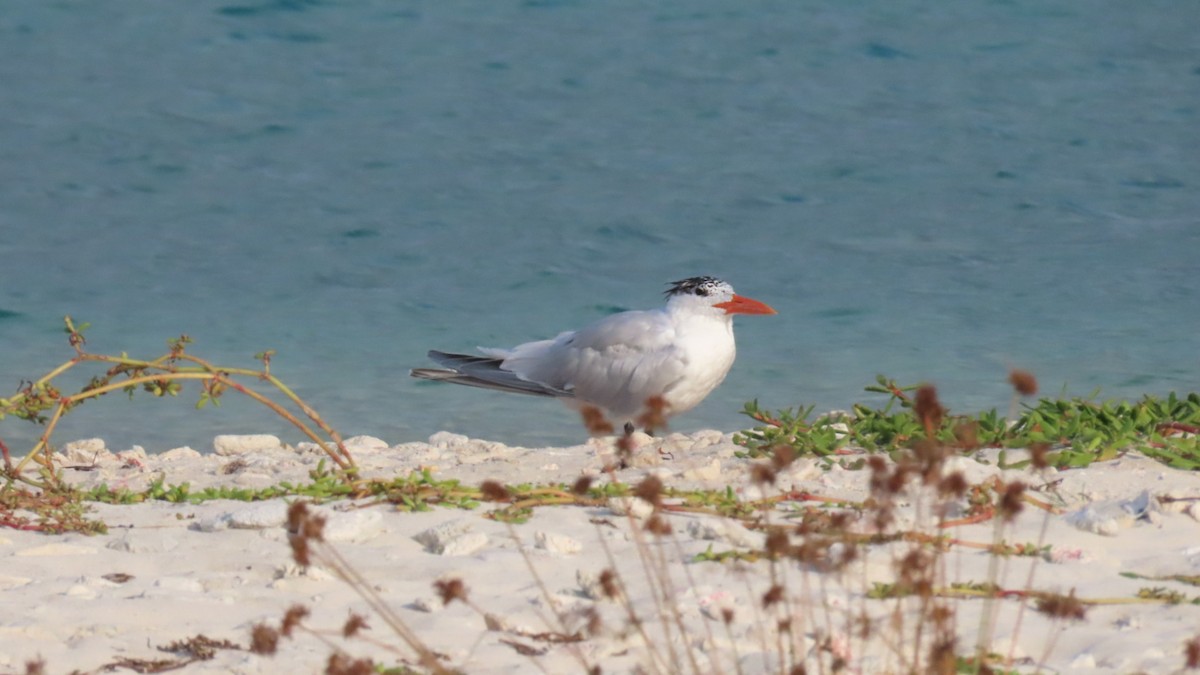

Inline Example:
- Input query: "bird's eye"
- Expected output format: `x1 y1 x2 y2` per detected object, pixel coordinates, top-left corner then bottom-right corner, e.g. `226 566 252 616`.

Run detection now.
694 286 709 297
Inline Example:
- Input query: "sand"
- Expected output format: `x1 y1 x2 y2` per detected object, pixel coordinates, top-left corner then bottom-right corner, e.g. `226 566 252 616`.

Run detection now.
2 431 1199 674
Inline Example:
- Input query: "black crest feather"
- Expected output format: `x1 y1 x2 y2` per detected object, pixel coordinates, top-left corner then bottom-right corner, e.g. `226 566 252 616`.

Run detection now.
665 276 724 298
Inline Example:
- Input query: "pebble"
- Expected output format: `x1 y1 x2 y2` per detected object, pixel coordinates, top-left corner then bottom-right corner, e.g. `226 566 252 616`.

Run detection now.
321 509 383 542
686 518 762 549
159 446 202 461
1186 502 1200 523
437 532 489 556
227 501 290 529
64 584 96 599
410 595 441 612
60 438 111 465
413 518 474 551
343 435 389 453
535 530 583 555
607 496 655 520
213 434 286 456
1066 489 1160 536
679 457 723 482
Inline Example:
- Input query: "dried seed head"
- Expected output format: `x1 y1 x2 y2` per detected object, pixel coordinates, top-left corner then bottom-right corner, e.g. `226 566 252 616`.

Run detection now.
579 405 614 436
721 607 735 625
303 514 327 541
953 420 980 451
643 514 673 536
289 534 311 567
789 665 807 675
23 660 47 675
1029 442 1051 471
480 480 512 502
765 529 790 558
635 395 669 433
913 384 946 437
937 471 969 499
1009 369 1038 397
326 652 375 675
281 604 309 637
342 613 369 638
771 444 797 470
761 584 784 608
633 475 664 507
584 607 604 636
249 623 280 655
927 636 957 675
1184 633 1200 668
434 578 468 606
286 501 309 534
1035 590 1087 621
571 475 595 495
998 481 1026 522
750 462 777 486
599 568 621 600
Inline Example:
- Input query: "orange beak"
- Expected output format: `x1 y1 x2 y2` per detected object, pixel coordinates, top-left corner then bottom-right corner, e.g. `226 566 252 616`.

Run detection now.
715 294 777 315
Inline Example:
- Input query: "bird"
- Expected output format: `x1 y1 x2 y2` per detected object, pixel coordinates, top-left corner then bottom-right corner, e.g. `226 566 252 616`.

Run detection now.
410 276 776 434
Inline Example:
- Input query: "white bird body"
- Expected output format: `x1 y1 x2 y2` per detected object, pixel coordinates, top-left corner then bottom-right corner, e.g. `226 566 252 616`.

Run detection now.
411 277 775 429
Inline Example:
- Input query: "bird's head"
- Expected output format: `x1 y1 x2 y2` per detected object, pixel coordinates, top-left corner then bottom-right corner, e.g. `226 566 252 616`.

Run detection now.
664 276 777 317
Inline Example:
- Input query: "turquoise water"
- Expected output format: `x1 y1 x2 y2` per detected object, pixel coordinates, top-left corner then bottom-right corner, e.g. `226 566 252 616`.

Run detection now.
1 1 1197 453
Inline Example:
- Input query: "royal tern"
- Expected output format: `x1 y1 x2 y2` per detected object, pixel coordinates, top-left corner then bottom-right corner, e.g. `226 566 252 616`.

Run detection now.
410 276 776 431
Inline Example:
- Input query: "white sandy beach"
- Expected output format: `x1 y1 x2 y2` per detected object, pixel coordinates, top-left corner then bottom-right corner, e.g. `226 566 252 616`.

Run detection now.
3 431 1200 674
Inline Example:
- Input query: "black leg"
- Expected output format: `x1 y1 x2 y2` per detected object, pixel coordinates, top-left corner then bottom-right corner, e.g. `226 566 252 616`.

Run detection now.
623 422 635 435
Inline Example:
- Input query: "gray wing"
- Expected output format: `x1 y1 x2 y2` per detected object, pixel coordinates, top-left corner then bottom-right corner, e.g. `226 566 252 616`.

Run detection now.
410 350 574 398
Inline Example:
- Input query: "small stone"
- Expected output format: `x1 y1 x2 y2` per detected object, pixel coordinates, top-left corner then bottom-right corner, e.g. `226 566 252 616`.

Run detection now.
535 531 583 555
410 596 440 612
322 509 383 542
607 496 655 520
159 446 202 461
344 435 389 452
115 447 148 468
226 501 290 529
1187 502 1200 523
413 518 474 552
65 584 97 599
213 434 286 456
61 438 111 464
275 563 333 581
437 532 489 556
63 438 107 453
680 457 722 482
686 518 762 549
429 431 470 448
576 569 607 600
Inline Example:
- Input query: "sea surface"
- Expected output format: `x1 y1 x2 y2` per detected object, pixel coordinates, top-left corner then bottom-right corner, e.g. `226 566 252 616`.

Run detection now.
1 1 1197 454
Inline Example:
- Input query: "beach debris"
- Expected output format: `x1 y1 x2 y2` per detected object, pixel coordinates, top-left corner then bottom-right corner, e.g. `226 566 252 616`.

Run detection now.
1066 489 1162 536
535 530 583 555
159 446 202 461
606 496 655 520
60 438 110 465
320 509 383 543
414 518 488 555
686 517 762 549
